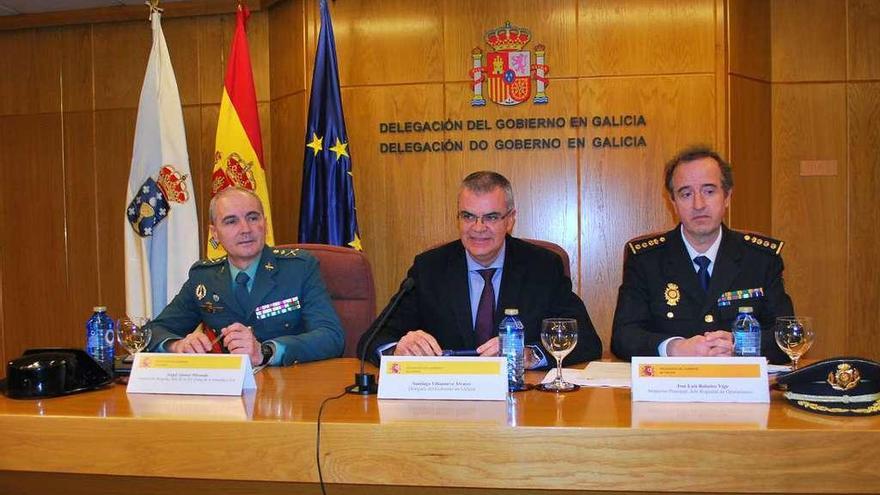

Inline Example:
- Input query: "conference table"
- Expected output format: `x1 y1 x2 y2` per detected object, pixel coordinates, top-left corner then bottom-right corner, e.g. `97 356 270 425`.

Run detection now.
1 358 878 495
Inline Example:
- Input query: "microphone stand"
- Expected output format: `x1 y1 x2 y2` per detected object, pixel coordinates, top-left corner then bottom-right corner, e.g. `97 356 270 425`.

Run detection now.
346 277 414 395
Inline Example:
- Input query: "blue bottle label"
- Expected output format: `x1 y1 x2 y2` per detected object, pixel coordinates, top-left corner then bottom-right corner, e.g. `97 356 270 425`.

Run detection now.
733 314 761 357
499 316 525 390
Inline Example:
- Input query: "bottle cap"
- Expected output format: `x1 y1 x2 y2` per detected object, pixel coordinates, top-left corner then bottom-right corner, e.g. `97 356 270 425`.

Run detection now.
738 306 754 313
93 306 107 312
504 308 519 316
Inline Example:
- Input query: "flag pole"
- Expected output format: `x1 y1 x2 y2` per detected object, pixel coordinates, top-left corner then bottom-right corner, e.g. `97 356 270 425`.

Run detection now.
145 0 162 13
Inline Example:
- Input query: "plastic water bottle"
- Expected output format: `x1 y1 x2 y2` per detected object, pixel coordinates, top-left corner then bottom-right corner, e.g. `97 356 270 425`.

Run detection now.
732 306 761 357
498 308 525 391
86 306 115 373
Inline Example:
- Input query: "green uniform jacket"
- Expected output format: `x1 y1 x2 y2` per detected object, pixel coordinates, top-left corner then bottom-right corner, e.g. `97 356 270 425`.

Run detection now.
611 225 792 364
146 246 344 365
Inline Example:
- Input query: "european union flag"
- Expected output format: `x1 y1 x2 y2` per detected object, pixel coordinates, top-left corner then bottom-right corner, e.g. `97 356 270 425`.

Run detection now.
298 0 361 250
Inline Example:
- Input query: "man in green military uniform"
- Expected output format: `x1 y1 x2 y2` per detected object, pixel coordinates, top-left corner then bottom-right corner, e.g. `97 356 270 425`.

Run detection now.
146 187 344 366
611 147 792 364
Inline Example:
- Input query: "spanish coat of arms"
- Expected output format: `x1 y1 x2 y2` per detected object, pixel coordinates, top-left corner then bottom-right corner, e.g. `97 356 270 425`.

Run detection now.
211 151 256 195
469 21 549 106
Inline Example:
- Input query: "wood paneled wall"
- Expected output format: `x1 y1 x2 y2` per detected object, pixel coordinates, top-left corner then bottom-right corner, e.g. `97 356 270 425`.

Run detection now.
728 0 880 361
0 8 279 368
1 0 877 368
770 0 880 360
728 0 772 235
314 0 723 346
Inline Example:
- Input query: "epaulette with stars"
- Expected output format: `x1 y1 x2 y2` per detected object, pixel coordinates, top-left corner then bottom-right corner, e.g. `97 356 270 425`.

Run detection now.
193 256 226 269
628 234 668 255
272 247 301 258
741 232 785 255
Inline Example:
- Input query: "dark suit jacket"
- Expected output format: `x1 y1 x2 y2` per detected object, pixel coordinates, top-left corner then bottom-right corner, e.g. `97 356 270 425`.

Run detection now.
147 246 345 365
611 225 792 364
359 236 602 368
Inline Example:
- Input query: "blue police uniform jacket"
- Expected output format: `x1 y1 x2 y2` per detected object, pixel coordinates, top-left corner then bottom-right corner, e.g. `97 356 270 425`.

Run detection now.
146 246 344 365
611 225 793 364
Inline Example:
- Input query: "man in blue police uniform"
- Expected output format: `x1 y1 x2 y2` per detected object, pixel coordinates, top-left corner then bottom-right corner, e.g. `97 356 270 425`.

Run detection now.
146 187 344 366
611 147 792 364
358 171 602 369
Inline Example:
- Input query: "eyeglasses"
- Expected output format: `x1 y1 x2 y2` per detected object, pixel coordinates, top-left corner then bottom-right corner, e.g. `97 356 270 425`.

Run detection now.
457 209 513 225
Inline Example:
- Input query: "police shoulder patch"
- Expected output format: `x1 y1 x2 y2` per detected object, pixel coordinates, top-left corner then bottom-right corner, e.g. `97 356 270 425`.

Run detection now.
627 234 668 255
741 232 785 255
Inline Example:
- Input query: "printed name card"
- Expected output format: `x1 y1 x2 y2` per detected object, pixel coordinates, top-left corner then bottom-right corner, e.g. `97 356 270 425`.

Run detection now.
631 357 769 403
126 353 257 396
377 356 507 401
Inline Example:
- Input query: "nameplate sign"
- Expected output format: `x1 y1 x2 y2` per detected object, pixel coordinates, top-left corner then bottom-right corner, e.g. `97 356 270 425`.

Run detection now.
127 353 256 396
377 356 507 401
631 357 769 403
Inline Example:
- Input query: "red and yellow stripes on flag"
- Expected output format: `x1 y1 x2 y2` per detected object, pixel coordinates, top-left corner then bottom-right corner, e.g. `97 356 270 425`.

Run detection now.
208 5 274 259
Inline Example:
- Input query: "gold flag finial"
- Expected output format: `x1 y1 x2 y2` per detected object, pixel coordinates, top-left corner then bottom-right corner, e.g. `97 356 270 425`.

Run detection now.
145 0 163 19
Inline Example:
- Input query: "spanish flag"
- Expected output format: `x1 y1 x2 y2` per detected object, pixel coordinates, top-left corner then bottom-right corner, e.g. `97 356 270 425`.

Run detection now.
208 5 274 259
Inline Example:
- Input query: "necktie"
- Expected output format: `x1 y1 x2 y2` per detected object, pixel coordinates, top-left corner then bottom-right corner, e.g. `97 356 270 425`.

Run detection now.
694 256 711 291
234 271 251 312
474 268 497 346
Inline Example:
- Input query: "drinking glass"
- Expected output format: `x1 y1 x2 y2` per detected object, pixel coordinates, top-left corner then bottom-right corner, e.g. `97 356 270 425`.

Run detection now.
775 316 814 370
117 316 152 359
537 318 579 392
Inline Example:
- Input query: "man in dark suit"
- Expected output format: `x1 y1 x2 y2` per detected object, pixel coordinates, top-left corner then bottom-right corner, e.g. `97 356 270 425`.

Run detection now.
146 187 344 366
611 147 792 364
359 171 602 369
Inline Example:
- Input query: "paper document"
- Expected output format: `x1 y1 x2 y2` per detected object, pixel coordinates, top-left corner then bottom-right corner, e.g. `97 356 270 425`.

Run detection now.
539 362 788 389
540 361 632 388
767 364 792 374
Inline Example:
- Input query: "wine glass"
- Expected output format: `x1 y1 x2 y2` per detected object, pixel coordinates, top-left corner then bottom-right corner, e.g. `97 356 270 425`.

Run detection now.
775 316 814 370
117 316 152 360
537 318 579 392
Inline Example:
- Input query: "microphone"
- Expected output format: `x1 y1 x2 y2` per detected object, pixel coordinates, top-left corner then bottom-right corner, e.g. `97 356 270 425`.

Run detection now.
347 276 415 395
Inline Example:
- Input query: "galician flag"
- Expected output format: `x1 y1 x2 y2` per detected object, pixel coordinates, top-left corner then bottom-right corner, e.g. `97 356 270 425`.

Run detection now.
208 5 274 258
124 9 199 319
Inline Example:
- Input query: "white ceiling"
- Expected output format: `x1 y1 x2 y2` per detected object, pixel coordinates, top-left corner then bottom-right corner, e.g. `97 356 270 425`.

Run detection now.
0 0 189 16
